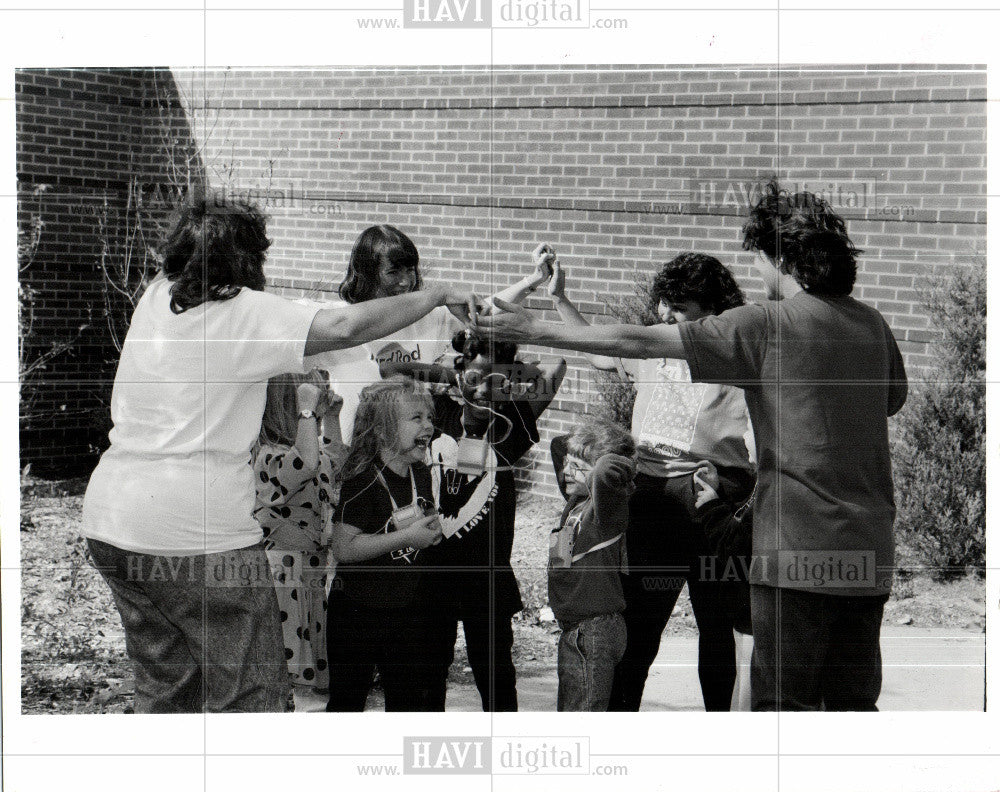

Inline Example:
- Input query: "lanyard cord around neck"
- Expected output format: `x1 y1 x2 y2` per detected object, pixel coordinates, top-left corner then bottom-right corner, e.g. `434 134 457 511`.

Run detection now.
374 464 418 511
453 378 514 445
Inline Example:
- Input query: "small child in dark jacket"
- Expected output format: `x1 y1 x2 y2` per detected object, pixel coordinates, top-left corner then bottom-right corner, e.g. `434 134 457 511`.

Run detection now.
693 461 755 711
549 420 637 711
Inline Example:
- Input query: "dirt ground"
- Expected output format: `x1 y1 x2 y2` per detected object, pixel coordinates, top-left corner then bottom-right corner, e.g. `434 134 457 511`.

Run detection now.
19 478 988 714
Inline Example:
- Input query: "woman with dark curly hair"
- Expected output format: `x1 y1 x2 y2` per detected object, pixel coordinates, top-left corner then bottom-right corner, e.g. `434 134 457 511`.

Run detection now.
481 178 908 711
649 251 746 318
546 250 756 711
82 195 477 713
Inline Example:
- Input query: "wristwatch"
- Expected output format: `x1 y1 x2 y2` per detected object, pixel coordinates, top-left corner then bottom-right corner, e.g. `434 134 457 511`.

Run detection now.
298 410 316 420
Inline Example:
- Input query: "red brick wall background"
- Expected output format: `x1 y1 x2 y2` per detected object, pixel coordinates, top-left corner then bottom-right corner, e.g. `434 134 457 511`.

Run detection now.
18 66 986 494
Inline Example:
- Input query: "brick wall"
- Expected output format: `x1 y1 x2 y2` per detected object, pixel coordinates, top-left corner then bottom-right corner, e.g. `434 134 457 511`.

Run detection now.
17 69 201 474
18 67 986 493
174 65 986 497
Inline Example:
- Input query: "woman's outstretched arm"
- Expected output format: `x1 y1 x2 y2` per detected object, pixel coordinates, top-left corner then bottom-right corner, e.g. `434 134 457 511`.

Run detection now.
304 286 477 356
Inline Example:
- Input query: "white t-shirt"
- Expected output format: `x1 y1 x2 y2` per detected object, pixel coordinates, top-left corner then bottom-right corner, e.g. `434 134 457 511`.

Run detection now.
623 356 756 478
304 299 460 438
82 276 323 555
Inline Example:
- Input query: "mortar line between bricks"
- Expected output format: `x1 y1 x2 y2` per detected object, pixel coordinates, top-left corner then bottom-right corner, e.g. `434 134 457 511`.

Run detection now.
167 66 983 73
9 193 1000 215
197 97 986 112
8 190 990 207
93 190 979 225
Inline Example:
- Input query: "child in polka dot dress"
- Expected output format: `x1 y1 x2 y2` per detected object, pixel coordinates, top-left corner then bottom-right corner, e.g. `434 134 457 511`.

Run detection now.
253 369 347 692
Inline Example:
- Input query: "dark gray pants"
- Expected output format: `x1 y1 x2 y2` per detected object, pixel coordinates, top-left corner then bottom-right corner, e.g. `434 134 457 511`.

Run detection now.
750 585 889 711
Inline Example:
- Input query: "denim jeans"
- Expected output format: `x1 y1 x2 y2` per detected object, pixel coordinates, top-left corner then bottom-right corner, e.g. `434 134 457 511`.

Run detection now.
87 538 290 713
750 585 889 711
557 613 627 711
552 436 752 712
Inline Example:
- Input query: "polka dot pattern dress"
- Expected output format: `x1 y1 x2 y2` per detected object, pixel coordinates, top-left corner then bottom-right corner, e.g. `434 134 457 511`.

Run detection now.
254 439 346 692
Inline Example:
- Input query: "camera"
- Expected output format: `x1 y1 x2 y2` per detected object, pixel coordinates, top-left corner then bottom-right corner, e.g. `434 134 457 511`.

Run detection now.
455 435 490 476
389 497 438 533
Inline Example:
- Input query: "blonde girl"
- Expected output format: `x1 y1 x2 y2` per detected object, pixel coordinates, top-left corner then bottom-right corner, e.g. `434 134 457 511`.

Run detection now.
325 377 450 712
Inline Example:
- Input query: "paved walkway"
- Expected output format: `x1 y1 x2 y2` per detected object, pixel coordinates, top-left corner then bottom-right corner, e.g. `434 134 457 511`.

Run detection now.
295 626 985 712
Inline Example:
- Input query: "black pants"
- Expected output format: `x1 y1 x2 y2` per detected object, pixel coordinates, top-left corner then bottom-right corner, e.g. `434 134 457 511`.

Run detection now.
440 609 518 712
750 585 889 711
325 591 449 712
608 471 750 712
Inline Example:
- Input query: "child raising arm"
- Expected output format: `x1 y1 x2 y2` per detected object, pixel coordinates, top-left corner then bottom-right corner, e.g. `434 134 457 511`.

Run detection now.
254 370 347 692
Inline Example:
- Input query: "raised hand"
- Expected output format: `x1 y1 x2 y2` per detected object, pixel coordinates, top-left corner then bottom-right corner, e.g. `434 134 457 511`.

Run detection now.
326 388 344 417
532 242 557 283
296 382 321 413
441 286 481 327
547 259 566 300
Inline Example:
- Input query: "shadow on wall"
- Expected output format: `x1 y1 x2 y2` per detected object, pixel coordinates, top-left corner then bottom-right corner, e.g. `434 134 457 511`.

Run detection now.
17 68 205 477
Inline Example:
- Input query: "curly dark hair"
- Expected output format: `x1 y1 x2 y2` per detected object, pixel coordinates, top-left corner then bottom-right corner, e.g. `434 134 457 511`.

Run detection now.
339 224 422 304
160 194 270 313
451 329 518 366
649 252 745 316
741 178 862 296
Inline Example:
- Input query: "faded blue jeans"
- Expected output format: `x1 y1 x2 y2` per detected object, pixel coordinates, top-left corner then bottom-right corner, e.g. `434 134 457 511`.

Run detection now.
87 538 290 713
557 613 627 711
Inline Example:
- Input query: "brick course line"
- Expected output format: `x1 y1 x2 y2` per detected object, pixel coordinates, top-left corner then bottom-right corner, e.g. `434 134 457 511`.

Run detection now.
201 97 986 113
176 187 985 226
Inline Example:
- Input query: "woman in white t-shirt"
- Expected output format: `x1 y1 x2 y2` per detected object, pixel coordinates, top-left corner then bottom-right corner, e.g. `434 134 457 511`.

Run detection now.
305 225 459 438
307 224 552 437
82 198 476 713
545 250 755 712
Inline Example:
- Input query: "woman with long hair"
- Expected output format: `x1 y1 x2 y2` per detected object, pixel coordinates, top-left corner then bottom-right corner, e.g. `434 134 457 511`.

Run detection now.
309 224 553 437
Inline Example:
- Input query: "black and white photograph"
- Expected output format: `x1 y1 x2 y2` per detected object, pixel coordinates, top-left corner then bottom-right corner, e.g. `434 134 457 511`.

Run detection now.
3 4 996 792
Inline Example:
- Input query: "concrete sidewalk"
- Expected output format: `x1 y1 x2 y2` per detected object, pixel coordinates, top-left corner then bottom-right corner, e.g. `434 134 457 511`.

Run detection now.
295 627 985 712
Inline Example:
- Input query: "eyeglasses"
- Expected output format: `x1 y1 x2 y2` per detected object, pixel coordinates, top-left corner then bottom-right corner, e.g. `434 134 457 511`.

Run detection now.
563 455 592 477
